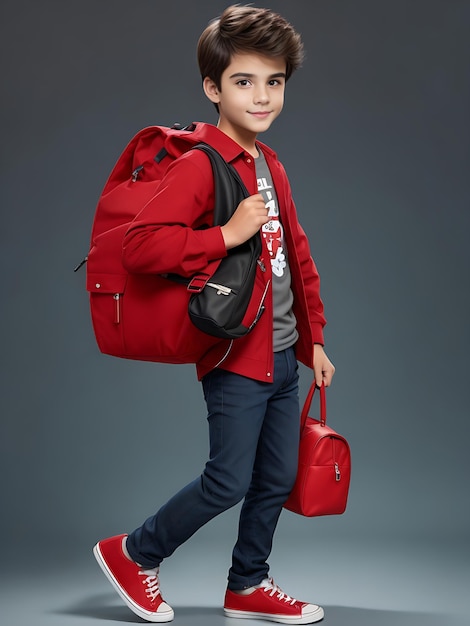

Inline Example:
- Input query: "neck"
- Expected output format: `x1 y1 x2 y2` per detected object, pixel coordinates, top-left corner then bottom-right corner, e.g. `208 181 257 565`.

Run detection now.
216 121 259 158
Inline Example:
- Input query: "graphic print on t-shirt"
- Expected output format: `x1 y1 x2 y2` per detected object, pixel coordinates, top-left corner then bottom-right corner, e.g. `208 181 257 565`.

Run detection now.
257 176 286 277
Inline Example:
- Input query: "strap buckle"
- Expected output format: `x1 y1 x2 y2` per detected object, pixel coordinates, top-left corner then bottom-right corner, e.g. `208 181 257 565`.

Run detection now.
186 273 210 293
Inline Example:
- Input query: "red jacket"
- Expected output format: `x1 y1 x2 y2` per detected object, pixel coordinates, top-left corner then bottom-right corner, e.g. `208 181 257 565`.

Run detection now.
122 122 326 382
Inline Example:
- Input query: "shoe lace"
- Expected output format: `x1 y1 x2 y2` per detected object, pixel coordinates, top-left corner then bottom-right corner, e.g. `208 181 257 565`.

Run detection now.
139 567 161 602
262 578 297 605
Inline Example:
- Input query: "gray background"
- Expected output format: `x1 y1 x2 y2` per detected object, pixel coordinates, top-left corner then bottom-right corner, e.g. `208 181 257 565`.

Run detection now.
1 1 469 625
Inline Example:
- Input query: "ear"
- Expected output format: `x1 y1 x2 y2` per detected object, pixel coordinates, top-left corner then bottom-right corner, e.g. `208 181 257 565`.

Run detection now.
203 77 220 104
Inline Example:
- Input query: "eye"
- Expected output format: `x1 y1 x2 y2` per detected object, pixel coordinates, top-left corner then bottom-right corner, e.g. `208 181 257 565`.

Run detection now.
268 79 283 87
236 79 252 87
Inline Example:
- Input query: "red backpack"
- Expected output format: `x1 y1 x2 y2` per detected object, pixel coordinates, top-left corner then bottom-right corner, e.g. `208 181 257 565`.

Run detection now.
77 123 263 363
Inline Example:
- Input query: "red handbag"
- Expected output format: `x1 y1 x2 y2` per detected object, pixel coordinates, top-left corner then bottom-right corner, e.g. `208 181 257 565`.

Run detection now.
284 383 351 517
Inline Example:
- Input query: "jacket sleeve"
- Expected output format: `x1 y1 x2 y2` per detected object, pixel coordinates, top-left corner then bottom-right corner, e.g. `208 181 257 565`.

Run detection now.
122 150 227 276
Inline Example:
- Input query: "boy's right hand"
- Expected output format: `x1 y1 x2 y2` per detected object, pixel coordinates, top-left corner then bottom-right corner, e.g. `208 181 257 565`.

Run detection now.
221 194 269 250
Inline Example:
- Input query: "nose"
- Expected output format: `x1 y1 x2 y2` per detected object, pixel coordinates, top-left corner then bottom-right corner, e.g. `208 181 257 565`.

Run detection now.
253 85 269 105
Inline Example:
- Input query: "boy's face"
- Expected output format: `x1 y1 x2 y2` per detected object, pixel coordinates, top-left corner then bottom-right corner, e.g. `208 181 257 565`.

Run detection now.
204 52 286 151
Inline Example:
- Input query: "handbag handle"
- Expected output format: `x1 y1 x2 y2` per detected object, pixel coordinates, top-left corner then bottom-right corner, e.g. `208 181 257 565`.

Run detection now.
300 382 326 429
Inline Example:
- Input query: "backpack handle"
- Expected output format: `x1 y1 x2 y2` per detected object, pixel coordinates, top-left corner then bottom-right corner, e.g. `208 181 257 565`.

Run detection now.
300 382 327 429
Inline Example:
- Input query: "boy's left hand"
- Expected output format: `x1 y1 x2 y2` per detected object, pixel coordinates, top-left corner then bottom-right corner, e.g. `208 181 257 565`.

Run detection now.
313 344 335 387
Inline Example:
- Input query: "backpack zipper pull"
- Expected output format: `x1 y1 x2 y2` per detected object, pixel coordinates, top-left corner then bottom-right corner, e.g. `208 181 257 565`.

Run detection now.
74 256 88 272
206 282 232 296
131 165 144 182
113 293 121 324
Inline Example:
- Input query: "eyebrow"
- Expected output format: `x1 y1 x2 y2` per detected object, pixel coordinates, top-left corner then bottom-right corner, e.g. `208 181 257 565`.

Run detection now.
229 72 287 79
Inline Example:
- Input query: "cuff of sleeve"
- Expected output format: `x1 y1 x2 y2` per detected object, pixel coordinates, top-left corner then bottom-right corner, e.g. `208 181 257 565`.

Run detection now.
200 226 228 261
311 323 325 346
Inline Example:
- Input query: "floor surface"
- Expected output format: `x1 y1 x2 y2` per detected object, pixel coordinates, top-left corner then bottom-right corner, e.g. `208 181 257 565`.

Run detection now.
1 536 468 625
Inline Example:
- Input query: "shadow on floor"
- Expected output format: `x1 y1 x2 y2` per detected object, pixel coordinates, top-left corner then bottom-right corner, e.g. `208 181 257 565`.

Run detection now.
53 594 466 626
52 593 223 624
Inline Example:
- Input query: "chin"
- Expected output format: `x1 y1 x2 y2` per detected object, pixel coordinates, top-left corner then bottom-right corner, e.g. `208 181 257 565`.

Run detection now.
249 119 275 133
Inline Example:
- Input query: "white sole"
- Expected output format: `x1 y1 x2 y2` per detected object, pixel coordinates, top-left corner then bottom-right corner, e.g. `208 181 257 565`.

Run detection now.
93 542 174 623
224 605 324 624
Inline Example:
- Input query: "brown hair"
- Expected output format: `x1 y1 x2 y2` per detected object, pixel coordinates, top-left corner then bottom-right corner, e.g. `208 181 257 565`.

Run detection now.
197 5 304 89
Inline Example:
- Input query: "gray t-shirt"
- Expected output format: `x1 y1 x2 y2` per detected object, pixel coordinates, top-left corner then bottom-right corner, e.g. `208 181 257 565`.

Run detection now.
255 149 298 352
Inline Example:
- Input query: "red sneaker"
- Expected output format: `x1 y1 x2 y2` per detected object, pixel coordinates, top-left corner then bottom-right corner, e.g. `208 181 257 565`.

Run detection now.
224 578 324 624
93 534 174 623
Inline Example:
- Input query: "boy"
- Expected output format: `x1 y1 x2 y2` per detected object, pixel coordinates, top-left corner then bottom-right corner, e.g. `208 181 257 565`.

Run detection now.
93 5 335 624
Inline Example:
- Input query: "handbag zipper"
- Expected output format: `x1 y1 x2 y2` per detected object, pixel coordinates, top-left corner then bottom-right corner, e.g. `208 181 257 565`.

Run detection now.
332 438 341 481
335 462 341 482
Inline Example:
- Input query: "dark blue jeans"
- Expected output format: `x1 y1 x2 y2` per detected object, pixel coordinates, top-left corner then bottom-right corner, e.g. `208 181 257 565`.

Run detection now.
127 347 300 590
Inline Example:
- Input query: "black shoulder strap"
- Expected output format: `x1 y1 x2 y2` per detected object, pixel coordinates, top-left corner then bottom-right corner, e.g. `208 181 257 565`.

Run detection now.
192 143 249 226
154 142 261 289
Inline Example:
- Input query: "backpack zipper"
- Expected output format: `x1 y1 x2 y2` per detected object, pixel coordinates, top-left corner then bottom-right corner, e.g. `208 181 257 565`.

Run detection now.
113 293 121 324
206 282 232 296
131 165 144 182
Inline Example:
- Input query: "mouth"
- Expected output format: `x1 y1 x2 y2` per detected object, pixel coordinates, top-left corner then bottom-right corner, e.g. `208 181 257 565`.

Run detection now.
249 111 272 119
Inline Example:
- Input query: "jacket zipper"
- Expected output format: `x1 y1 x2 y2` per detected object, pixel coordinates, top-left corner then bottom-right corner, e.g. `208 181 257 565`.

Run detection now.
247 279 270 332
213 340 234 369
